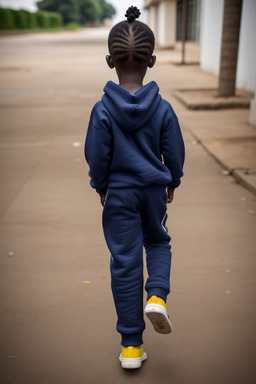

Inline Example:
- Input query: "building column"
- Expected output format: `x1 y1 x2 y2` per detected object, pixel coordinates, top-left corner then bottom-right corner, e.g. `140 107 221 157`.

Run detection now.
157 0 176 48
148 5 158 44
218 0 243 97
249 91 256 125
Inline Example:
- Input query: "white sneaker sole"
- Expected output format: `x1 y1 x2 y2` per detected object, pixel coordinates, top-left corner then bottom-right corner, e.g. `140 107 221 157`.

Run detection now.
145 303 173 334
119 352 147 369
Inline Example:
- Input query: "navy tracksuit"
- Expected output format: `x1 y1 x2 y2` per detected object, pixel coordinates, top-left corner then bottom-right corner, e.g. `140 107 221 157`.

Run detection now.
85 81 184 346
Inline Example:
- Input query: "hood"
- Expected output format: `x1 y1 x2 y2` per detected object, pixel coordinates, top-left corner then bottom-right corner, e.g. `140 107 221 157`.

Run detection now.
102 81 162 132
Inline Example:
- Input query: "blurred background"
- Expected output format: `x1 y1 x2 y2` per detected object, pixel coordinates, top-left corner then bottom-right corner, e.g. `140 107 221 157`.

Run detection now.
0 0 255 116
0 1 256 384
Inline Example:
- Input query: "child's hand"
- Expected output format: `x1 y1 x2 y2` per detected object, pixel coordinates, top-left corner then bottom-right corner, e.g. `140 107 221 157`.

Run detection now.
167 187 174 204
99 193 106 207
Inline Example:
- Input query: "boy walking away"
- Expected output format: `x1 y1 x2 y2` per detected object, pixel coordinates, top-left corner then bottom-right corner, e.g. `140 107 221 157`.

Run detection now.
85 6 185 370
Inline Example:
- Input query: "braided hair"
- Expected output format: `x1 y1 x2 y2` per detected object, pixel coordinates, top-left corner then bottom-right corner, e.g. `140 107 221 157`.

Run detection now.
108 6 155 63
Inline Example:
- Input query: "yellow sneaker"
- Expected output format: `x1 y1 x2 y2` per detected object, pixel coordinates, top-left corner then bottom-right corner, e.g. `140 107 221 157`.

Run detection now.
119 346 147 369
145 296 172 334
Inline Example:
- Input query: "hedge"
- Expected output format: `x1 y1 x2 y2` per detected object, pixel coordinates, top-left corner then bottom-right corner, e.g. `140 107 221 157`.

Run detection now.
27 11 37 29
48 12 62 28
0 8 15 30
12 10 29 29
0 8 62 30
34 11 50 29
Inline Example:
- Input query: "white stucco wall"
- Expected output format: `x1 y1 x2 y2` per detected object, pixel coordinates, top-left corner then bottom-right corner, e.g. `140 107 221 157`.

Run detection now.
236 0 256 93
200 0 224 77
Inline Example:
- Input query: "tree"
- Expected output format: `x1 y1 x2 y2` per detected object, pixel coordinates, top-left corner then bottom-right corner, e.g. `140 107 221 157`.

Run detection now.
38 0 79 24
37 0 116 25
79 0 101 24
218 0 243 97
38 0 60 13
59 1 79 24
97 0 116 22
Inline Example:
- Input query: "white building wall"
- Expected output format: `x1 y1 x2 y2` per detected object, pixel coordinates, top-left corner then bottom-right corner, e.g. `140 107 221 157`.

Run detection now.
236 0 256 93
200 0 224 77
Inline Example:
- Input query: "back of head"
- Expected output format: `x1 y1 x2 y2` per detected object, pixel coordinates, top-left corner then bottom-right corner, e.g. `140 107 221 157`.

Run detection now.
108 6 155 64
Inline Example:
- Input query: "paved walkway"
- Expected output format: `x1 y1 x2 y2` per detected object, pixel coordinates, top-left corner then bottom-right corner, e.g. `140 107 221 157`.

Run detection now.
0 29 256 384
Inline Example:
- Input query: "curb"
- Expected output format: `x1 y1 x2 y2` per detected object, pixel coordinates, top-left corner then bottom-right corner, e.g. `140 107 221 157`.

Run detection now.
174 89 253 110
232 170 256 196
189 130 256 196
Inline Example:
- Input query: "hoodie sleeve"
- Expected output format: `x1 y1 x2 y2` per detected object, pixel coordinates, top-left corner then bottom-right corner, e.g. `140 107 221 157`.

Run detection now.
160 106 185 188
85 102 113 194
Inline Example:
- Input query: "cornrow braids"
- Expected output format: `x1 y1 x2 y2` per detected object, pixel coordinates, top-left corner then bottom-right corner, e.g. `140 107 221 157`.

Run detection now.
108 6 155 64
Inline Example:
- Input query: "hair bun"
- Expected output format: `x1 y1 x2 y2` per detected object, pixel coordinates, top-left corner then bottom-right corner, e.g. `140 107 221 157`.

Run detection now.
125 6 141 22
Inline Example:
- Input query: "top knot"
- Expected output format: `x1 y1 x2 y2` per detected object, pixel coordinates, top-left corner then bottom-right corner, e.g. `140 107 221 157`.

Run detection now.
125 6 141 22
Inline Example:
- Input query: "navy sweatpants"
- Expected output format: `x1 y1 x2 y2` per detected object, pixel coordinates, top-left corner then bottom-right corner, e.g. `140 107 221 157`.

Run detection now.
102 186 172 347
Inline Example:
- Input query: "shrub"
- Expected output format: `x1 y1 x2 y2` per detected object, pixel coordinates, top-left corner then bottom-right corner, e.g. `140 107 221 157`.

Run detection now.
34 11 50 29
0 8 62 31
28 12 37 29
0 8 15 30
23 10 34 29
48 12 62 28
12 9 28 29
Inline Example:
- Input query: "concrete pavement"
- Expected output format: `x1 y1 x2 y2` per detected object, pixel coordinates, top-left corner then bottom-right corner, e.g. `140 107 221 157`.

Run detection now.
0 29 256 384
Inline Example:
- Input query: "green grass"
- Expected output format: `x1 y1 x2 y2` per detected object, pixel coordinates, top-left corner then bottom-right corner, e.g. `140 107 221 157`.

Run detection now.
0 24 84 35
64 22 82 30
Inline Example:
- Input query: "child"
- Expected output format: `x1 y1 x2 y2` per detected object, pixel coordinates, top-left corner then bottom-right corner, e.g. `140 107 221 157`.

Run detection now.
85 6 185 369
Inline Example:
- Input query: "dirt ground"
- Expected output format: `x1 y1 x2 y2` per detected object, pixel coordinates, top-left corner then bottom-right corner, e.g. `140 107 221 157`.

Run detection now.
0 29 256 384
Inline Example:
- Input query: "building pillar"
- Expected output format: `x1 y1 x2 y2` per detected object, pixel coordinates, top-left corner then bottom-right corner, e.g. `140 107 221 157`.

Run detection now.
218 0 243 97
249 91 256 125
157 0 176 48
148 5 158 44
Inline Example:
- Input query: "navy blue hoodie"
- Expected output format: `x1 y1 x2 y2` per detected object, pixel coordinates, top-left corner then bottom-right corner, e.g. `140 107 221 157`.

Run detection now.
85 81 184 194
